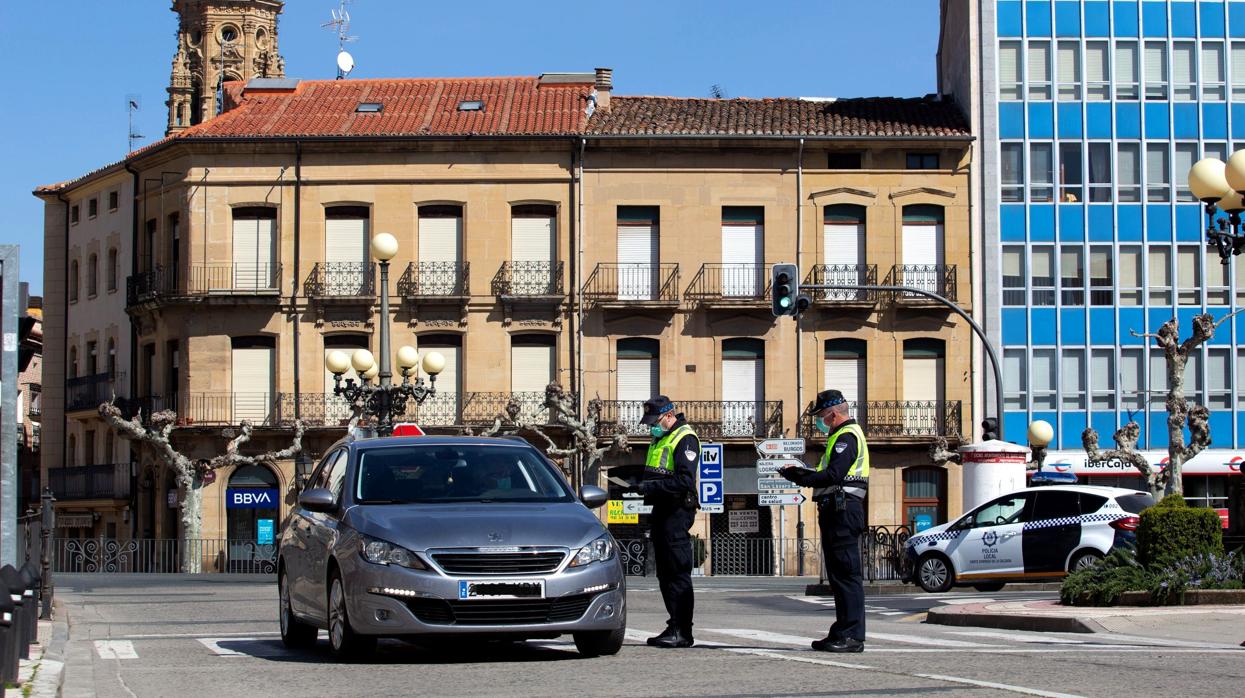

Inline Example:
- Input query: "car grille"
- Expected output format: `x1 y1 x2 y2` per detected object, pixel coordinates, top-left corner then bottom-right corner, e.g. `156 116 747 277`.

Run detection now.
405 593 595 626
431 550 566 575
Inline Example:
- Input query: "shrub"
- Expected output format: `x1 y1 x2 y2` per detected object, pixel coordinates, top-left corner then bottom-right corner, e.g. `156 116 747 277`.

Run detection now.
1060 548 1156 606
1150 550 1245 605
1136 494 1223 568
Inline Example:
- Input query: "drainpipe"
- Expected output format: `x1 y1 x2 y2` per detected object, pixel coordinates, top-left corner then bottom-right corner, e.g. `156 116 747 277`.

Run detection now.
794 137 805 557
575 137 586 489
292 142 303 421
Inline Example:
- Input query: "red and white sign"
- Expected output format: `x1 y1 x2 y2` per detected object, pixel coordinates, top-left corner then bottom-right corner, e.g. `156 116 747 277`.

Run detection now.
1041 450 1245 476
1215 509 1230 529
392 423 425 437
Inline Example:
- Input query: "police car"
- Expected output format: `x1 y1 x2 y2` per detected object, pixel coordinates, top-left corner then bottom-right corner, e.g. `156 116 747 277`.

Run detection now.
904 485 1154 593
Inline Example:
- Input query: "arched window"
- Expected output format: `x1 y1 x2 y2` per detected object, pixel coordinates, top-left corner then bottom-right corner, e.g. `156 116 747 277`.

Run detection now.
324 206 371 295
821 205 868 299
232 207 276 290
902 338 947 435
107 248 118 292
903 467 946 532
226 465 280 571
617 339 659 434
70 260 79 303
417 205 465 295
900 204 946 294
722 338 765 437
824 338 867 409
511 204 557 294
231 336 275 424
87 254 98 297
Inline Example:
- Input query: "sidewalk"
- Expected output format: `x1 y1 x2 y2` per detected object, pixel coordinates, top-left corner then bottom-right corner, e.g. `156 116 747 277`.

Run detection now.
928 598 1245 646
4 606 68 698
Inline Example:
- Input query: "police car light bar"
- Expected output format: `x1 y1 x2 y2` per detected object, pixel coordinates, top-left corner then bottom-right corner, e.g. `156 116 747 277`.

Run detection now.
1029 470 1078 486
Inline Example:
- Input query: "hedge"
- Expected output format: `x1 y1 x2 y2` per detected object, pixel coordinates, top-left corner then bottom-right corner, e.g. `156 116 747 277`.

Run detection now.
1136 494 1223 568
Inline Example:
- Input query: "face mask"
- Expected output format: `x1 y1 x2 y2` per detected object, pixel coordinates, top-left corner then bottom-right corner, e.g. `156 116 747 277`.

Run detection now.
815 417 831 434
650 424 666 438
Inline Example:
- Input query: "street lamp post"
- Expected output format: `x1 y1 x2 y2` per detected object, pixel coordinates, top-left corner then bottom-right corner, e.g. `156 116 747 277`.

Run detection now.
1188 152 1245 262
324 233 445 435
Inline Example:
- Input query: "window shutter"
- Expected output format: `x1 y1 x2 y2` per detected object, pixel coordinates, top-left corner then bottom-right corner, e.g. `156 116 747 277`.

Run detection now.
1091 350 1113 393
1117 145 1139 185
902 355 943 402
325 216 366 265
1085 42 1107 82
999 43 1021 88
1032 350 1056 393
1149 247 1171 285
511 343 554 394
1057 42 1079 83
721 222 763 295
232 347 272 423
823 223 864 267
417 343 459 423
1172 43 1195 84
824 358 864 405
232 216 274 290
902 223 944 266
1144 43 1167 82
1004 350 1026 392
512 216 554 263
1232 43 1245 84
617 223 658 299
1028 42 1050 83
1203 43 1225 84
1146 145 1169 185
617 358 657 401
1003 249 1023 276
418 215 461 263
1116 43 1137 83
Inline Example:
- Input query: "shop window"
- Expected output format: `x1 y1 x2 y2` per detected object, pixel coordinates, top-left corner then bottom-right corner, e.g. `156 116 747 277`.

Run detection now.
903 467 946 532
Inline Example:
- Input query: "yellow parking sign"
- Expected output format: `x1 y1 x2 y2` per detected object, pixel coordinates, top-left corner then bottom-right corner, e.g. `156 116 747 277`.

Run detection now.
607 500 638 524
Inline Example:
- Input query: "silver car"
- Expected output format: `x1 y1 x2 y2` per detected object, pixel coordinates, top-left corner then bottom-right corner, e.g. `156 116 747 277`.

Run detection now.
277 435 626 659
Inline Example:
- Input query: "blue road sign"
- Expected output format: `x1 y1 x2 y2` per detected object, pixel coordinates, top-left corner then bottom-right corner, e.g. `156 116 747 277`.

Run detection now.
698 443 724 510
699 480 723 506
257 519 274 544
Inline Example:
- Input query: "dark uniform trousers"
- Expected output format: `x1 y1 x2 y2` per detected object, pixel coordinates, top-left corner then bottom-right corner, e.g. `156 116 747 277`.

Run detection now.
819 495 866 641
650 506 695 633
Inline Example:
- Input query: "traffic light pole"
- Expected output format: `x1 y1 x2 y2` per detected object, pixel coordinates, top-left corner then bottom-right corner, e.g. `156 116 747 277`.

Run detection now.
801 283 1004 436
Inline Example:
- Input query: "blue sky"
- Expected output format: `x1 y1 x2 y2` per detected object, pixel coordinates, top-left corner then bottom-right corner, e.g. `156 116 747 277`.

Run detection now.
0 0 941 294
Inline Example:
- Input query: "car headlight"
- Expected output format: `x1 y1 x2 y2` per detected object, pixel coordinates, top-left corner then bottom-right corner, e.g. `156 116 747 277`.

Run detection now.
569 534 615 567
359 535 428 570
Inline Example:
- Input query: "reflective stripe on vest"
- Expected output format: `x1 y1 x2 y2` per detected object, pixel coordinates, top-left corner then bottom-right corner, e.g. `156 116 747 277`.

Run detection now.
645 424 698 474
817 423 870 483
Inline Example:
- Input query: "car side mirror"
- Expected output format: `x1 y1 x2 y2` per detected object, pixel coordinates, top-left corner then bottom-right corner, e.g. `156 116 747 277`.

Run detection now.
299 487 336 513
578 485 608 510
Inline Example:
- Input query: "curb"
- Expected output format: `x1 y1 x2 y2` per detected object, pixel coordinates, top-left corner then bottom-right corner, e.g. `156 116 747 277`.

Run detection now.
806 582 1064 596
925 605 1105 634
28 602 69 698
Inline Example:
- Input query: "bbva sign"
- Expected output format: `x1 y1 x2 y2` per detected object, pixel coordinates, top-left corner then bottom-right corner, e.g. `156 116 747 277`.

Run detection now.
226 488 280 509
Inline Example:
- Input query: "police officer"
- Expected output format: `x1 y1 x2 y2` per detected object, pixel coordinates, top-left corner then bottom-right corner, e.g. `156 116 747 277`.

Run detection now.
779 389 869 653
628 395 699 648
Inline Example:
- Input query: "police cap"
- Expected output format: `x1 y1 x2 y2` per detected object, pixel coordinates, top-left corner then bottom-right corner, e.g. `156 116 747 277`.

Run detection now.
807 389 847 415
640 395 676 425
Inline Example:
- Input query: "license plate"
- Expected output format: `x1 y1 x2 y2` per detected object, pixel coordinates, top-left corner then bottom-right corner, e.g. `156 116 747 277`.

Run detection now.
458 579 545 600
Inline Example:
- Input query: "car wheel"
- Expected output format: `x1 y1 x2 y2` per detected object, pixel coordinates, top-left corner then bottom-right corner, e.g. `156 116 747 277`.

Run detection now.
1069 550 1103 573
278 569 317 649
327 572 377 661
972 582 1006 592
916 553 954 593
573 627 625 657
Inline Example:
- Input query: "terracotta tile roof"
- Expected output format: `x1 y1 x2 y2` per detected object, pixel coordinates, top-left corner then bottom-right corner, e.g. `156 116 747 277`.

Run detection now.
587 96 969 138
178 77 593 139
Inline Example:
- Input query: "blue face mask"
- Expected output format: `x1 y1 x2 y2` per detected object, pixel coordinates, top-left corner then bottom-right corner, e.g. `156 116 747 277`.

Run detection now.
815 417 831 434
650 424 666 438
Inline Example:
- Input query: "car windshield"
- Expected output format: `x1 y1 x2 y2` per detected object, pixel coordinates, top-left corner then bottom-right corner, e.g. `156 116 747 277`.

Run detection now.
355 444 573 504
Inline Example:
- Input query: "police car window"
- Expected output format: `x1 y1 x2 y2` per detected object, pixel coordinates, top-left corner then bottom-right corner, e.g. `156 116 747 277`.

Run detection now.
1032 491 1081 520
972 494 1029 527
1114 493 1154 514
1077 493 1107 514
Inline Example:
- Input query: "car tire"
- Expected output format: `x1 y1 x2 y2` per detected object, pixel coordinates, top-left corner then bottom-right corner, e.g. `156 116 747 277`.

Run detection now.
916 553 955 593
1068 550 1103 573
278 569 318 649
327 571 377 661
972 582 1006 592
573 626 625 658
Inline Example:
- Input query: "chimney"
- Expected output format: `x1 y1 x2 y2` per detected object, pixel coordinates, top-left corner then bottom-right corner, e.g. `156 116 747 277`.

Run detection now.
594 67 613 109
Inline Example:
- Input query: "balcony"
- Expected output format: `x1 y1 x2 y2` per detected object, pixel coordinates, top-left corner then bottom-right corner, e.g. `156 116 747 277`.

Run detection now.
597 400 783 440
582 263 680 310
130 393 279 427
27 385 41 420
65 372 126 412
276 391 570 429
397 262 470 300
303 262 376 300
684 263 772 310
47 463 132 501
126 264 282 308
798 401 964 442
884 265 958 304
492 262 565 325
803 264 879 307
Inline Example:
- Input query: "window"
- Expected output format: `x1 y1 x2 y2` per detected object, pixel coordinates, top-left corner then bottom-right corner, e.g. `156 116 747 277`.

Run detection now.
69 260 79 303
108 191 118 211
107 338 116 377
1028 41 1052 100
86 341 98 375
827 152 862 169
903 468 946 532
1115 41 1139 99
1184 476 1230 511
70 205 79 225
1031 246 1055 305
1150 349 1169 407
1119 246 1143 305
1087 143 1112 202
1062 348 1086 410
1233 42 1245 99
1205 142 1230 163
1091 348 1115 410
1117 143 1141 202
88 198 98 218
1059 142 1082 202
87 254 98 297
1202 42 1226 101
1207 348 1231 410
1032 348 1057 410
905 152 938 169
1057 41 1081 100
1060 246 1084 305
1004 348 1027 410
1146 143 1170 203
1236 256 1245 305
1237 349 1245 408
1174 143 1198 202
1172 42 1196 100
1002 246 1026 305
69 346 77 380
1144 41 1168 100
972 494 1030 527
999 41 1023 100
1030 143 1054 202
1177 245 1201 306
1085 41 1109 100
1090 246 1113 305
1148 246 1172 305
1185 350 1205 406
1001 143 1024 202
1121 348 1144 413
1033 490 1105 521
1206 249 1229 305
107 249 118 292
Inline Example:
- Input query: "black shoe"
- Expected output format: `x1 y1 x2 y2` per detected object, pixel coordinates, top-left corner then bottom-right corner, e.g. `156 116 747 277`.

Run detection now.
646 626 679 647
651 629 694 648
810 635 839 652
814 637 864 653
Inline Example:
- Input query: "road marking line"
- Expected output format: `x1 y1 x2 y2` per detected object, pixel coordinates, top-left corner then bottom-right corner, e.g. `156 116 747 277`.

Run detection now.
948 630 1086 645
197 638 252 657
787 595 834 606
937 597 996 605
104 631 286 640
707 628 819 646
914 673 1086 698
879 611 908 616
868 631 995 648
94 640 138 660
851 648 1245 654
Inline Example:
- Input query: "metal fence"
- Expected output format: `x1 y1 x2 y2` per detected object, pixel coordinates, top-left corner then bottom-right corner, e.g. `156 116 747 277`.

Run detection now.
397 261 470 298
51 539 277 574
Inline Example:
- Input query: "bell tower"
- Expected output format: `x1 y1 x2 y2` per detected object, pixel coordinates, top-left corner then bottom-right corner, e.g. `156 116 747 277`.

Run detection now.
166 0 286 136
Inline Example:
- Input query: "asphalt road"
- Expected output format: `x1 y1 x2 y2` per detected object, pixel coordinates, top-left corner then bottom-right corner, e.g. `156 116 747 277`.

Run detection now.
55 574 1244 698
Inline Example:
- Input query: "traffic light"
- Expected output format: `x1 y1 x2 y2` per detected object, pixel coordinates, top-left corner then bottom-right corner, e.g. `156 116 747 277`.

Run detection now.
981 418 999 442
771 263 799 317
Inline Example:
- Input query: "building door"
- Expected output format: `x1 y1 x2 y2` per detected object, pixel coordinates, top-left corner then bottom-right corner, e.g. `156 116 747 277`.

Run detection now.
617 338 659 436
324 207 368 295
824 339 866 423
511 205 555 294
902 339 945 434
901 205 945 293
418 205 463 295
225 465 279 573
617 207 659 300
511 335 554 422
232 208 276 290
721 207 764 296
903 467 946 532
823 204 866 299
232 339 273 424
417 336 461 425
722 338 764 437
324 335 367 425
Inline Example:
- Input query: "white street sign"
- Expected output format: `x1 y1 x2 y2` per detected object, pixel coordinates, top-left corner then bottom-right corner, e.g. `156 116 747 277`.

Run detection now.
728 510 759 534
622 500 653 515
755 458 805 474
701 503 724 514
759 493 806 506
757 438 805 456
756 477 795 491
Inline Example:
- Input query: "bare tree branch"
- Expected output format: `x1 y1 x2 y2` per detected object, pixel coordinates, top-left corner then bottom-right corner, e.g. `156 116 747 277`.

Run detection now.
1212 307 1245 330
1082 422 1162 494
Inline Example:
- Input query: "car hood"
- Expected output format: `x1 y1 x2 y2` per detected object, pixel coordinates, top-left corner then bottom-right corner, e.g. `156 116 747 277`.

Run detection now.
345 501 607 552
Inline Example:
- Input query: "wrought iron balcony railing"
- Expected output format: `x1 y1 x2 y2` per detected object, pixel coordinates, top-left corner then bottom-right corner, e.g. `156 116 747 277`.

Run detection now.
492 261 564 297
582 263 680 304
275 391 571 429
303 262 376 298
684 263 773 304
65 372 126 412
803 264 879 303
799 401 963 440
396 261 469 298
885 265 958 302
47 463 132 501
597 400 783 440
128 393 277 427
126 264 282 306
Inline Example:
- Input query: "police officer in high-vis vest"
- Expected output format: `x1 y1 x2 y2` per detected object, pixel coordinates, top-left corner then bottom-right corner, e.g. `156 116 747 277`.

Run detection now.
627 395 699 648
779 389 869 653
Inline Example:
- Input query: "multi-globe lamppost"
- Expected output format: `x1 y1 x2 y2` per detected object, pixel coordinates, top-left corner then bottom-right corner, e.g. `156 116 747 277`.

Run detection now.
323 233 446 436
1188 152 1245 262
